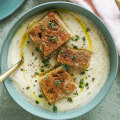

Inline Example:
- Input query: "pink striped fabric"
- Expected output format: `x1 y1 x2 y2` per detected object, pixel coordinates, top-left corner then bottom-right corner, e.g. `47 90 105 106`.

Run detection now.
69 0 120 56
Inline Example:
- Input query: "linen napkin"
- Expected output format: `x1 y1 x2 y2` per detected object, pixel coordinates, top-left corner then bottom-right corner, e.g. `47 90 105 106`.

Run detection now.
68 0 120 56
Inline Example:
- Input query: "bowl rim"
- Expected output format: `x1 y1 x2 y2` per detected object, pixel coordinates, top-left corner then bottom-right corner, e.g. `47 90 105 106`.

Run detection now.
0 1 118 119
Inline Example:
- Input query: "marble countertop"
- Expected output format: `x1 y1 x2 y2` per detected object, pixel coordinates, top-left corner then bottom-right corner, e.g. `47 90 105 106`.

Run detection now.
0 0 120 120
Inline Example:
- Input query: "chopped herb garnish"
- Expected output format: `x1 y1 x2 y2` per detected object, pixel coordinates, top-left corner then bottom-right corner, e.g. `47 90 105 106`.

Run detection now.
86 28 90 32
92 77 95 81
62 79 64 82
67 97 73 102
71 74 74 76
80 79 84 84
32 52 34 56
38 41 42 44
42 26 46 30
35 57 37 60
35 72 39 75
82 36 86 42
40 24 46 30
65 53 68 56
73 78 76 82
48 102 51 105
61 50 64 53
49 21 57 28
36 47 39 52
41 69 44 72
35 100 39 104
50 36 57 42
66 90 69 94
41 57 44 60
38 95 43 98
21 68 24 71
73 46 78 50
81 71 85 75
72 35 79 41
62 64 68 71
74 91 78 95
72 55 76 60
79 84 83 88
53 105 57 112
46 76 49 81
26 86 30 90
85 82 89 87
44 62 51 67
41 66 44 68
56 80 61 87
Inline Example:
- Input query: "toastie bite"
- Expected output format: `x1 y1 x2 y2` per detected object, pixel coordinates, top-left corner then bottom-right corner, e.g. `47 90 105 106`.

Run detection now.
57 47 92 69
40 66 76 104
28 12 71 56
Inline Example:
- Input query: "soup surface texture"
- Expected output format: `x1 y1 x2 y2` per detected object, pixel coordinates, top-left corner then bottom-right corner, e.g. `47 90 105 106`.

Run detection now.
8 9 110 112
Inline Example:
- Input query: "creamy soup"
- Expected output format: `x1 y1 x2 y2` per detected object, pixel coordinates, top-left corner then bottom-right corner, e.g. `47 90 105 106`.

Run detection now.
8 9 110 112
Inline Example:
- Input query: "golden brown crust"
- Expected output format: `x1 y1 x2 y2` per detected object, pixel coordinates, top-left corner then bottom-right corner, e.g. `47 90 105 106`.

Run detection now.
28 12 71 56
40 67 76 104
57 47 92 69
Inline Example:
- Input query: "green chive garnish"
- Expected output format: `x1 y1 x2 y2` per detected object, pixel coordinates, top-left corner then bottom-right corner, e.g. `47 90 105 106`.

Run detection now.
62 64 68 71
72 35 79 41
81 72 85 75
72 55 76 60
61 50 64 53
35 72 39 75
56 80 61 87
36 47 39 52
49 21 57 28
35 100 39 104
38 95 42 98
53 105 57 112
79 84 83 88
80 79 84 84
35 57 37 60
46 76 49 81
32 52 34 56
86 28 90 32
50 36 57 42
48 102 51 105
85 82 89 87
44 62 51 67
40 24 46 30
41 69 44 72
67 97 73 102
82 36 86 42
26 86 30 90
38 41 42 44
66 90 69 94
92 77 95 81
73 46 78 50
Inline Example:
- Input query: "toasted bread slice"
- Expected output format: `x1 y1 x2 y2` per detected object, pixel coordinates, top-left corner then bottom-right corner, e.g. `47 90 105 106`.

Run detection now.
57 47 92 69
28 12 71 56
40 66 76 104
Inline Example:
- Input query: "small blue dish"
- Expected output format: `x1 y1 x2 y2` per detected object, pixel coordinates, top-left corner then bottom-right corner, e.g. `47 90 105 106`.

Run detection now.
0 0 25 20
0 1 118 120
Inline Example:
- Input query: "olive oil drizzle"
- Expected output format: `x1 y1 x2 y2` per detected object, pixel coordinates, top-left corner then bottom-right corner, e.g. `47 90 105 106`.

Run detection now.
20 32 42 103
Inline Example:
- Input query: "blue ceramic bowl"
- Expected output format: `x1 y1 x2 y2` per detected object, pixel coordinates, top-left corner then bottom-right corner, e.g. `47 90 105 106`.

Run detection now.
0 1 118 119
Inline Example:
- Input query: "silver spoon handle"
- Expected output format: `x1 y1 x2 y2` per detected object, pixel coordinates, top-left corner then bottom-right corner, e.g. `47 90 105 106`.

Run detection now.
0 60 23 83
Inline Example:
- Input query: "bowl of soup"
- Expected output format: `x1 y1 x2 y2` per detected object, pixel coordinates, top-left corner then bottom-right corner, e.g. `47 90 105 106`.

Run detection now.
0 1 118 119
